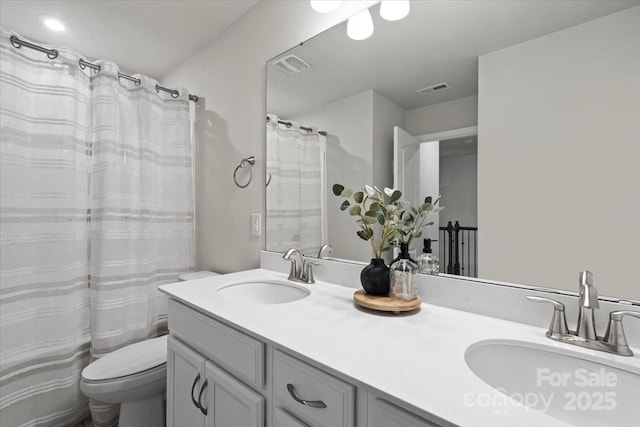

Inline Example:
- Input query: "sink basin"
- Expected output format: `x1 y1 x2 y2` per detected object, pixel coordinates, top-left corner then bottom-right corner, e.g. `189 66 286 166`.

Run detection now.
216 279 310 305
465 340 640 426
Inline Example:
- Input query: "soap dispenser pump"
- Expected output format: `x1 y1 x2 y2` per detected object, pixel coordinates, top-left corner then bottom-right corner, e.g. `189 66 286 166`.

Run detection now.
417 238 439 275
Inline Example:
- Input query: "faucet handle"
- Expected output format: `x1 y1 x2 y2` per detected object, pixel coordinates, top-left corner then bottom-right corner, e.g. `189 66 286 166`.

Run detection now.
526 295 569 337
286 258 298 281
603 311 640 356
301 257 320 284
303 261 315 284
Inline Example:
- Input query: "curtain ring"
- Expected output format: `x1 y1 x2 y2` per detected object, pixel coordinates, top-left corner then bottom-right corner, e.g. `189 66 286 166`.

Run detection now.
10 35 21 48
233 156 255 189
265 173 272 187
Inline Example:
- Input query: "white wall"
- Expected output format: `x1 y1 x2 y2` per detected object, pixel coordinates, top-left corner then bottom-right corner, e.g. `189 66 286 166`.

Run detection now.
288 89 404 262
405 95 477 136
162 1 377 272
478 7 640 299
291 90 374 262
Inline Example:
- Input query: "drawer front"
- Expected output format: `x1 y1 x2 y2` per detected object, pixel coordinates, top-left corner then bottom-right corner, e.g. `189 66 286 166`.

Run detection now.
168 300 264 389
273 349 354 427
274 407 308 427
368 395 441 427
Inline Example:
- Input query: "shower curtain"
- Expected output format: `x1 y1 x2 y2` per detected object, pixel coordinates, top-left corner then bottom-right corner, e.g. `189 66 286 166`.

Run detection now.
0 30 194 427
266 114 326 255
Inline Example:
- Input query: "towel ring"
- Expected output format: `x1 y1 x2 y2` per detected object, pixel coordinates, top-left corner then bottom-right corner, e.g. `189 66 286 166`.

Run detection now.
233 156 255 188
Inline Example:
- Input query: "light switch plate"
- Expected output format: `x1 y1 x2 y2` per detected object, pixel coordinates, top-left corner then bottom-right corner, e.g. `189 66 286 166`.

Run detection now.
251 213 261 236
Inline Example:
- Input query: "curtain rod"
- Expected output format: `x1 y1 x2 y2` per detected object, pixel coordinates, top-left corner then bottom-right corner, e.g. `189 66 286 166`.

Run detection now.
266 116 327 136
9 35 199 102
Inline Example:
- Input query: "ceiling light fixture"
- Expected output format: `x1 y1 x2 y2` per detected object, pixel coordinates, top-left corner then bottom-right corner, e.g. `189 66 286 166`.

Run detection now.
40 15 67 32
347 9 374 41
310 1 341 13
380 0 411 21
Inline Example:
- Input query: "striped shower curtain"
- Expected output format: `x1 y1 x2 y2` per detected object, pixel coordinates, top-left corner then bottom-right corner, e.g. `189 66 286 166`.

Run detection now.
266 114 326 255
0 30 194 427
88 61 194 425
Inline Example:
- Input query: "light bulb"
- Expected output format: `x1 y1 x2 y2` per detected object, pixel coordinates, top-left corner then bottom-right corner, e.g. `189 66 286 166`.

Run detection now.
40 16 67 32
380 0 410 21
310 1 341 13
347 9 374 41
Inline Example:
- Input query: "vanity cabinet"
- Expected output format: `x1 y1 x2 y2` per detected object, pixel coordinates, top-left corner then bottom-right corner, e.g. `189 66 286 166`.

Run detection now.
367 394 440 427
167 336 264 427
166 300 266 427
166 299 443 427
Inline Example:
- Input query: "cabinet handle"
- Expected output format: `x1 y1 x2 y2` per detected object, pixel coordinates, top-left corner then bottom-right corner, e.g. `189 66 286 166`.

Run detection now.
198 379 209 416
286 383 327 408
190 373 201 409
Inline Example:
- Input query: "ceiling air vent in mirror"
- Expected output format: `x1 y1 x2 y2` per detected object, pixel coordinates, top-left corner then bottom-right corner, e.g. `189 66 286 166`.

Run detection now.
272 54 311 75
416 82 450 96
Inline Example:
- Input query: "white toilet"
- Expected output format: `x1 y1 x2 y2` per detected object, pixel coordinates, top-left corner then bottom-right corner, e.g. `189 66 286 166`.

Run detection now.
80 271 219 427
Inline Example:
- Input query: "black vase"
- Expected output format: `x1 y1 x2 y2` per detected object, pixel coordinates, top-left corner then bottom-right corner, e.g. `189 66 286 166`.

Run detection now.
360 258 390 295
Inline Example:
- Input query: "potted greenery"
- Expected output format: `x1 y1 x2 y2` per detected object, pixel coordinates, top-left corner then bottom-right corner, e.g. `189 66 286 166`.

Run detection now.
394 196 443 246
333 184 443 296
332 184 405 295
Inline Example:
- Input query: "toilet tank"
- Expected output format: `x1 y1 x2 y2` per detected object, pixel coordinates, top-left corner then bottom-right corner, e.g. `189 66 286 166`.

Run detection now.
177 271 219 282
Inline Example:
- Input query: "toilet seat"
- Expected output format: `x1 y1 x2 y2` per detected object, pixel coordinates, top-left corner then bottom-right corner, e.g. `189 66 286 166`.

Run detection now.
83 335 168 381
81 335 168 404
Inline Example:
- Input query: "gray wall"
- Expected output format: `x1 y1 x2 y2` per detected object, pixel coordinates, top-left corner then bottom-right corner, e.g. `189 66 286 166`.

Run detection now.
478 7 640 299
406 95 478 136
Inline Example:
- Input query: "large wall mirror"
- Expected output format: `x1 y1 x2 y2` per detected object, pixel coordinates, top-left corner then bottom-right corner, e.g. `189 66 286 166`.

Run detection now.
266 1 640 301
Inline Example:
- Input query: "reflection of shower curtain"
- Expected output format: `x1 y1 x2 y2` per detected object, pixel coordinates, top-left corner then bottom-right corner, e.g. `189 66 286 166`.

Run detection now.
266 114 326 254
0 30 194 427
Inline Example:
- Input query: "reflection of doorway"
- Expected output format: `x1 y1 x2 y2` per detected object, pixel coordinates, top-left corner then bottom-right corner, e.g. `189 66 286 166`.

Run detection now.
394 126 478 276
438 134 478 277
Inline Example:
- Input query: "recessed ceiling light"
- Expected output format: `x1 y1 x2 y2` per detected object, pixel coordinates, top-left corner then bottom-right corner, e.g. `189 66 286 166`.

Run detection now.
40 15 67 32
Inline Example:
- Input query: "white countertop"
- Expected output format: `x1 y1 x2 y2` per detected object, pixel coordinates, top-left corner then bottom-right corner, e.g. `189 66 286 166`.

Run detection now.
159 268 640 427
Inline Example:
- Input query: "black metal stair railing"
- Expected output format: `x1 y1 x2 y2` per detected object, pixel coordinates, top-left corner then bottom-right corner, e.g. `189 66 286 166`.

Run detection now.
439 221 478 277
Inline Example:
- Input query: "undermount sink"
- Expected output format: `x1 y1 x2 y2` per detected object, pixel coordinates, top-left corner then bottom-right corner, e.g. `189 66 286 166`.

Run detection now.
216 279 310 305
465 340 640 426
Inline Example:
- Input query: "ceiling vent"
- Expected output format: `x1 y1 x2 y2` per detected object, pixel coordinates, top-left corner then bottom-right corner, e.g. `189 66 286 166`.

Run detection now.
271 54 311 75
416 82 450 96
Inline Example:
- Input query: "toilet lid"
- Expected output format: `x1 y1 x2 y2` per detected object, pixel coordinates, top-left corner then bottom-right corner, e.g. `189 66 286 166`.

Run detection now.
83 335 168 382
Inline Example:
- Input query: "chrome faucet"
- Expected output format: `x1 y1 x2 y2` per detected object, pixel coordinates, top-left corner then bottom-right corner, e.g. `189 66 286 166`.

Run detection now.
527 270 640 356
282 248 316 284
317 243 334 259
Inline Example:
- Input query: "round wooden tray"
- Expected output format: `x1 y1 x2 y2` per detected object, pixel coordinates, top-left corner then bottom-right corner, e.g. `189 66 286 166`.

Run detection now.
353 289 421 314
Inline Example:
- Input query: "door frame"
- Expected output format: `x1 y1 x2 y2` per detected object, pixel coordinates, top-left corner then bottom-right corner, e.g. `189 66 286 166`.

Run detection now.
416 125 478 143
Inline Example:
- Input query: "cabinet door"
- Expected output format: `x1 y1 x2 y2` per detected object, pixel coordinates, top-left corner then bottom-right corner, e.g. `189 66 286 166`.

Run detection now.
203 360 265 427
368 395 441 427
167 336 206 427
